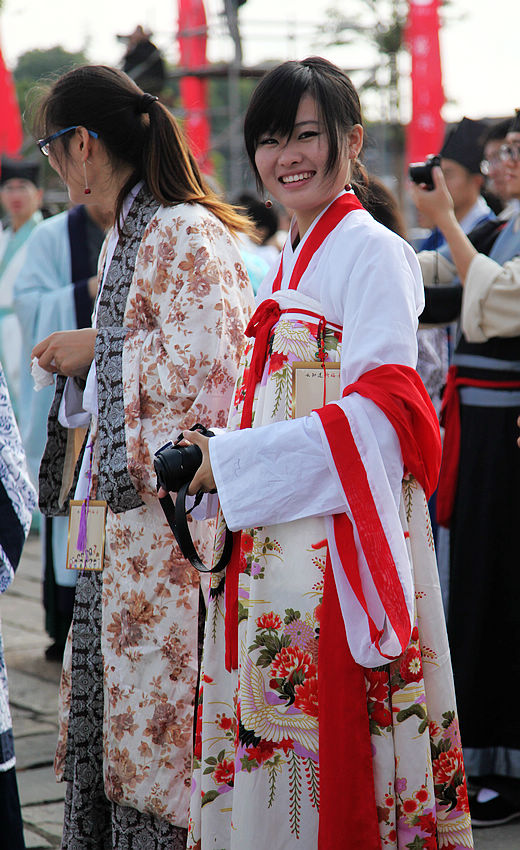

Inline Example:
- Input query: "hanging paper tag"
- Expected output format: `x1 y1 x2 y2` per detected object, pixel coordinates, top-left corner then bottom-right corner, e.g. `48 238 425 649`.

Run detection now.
292 361 341 418
66 499 107 571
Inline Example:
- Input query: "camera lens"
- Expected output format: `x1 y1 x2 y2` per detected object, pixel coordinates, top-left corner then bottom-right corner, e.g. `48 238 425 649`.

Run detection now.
408 154 440 190
154 443 202 493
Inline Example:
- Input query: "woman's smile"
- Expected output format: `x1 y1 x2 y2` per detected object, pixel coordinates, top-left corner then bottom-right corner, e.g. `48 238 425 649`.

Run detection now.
278 171 316 185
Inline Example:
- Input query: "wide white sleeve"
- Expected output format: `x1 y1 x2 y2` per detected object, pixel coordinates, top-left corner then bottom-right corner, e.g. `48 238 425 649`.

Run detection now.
417 250 457 288
461 253 520 341
211 229 420 531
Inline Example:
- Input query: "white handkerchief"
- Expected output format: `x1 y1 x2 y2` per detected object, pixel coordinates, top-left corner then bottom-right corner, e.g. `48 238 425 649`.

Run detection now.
31 357 55 391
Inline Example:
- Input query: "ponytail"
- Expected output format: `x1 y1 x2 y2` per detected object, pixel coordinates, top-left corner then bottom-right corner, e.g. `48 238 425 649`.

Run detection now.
31 65 251 237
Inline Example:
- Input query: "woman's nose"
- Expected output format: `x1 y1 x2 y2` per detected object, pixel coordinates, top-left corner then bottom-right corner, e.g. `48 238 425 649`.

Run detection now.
278 141 302 166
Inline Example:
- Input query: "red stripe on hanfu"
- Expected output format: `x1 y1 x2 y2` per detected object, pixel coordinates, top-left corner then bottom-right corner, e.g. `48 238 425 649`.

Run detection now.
317 403 411 656
271 193 364 293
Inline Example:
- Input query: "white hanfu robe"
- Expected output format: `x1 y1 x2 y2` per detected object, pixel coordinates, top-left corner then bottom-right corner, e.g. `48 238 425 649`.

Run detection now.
188 192 473 850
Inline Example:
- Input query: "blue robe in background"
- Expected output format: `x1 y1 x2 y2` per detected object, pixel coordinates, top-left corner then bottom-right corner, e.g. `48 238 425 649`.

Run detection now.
13 206 105 650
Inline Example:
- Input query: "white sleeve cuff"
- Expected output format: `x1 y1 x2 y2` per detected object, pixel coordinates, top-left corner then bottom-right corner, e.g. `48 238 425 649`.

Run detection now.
58 378 90 428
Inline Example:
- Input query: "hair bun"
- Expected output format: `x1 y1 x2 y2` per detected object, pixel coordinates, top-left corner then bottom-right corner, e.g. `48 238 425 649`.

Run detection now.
138 92 159 113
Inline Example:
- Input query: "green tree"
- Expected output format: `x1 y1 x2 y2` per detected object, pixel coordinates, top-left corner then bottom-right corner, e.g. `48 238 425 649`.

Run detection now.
319 0 409 125
13 46 89 113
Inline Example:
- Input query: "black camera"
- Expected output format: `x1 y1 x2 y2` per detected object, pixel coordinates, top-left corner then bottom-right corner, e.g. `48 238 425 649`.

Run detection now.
408 154 441 190
154 423 214 493
154 423 231 574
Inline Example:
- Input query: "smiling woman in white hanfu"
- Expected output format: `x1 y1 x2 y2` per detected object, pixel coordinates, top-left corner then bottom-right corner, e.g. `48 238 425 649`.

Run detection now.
180 58 474 850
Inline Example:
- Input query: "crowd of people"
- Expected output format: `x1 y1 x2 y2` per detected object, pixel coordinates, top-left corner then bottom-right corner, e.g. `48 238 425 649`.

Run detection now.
0 48 519 850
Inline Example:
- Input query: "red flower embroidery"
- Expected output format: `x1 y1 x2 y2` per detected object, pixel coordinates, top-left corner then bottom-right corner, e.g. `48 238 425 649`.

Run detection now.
276 737 294 755
247 738 294 764
234 382 246 407
371 703 392 728
456 782 470 813
434 749 464 785
247 739 276 764
429 720 441 739
294 676 319 717
194 727 202 759
213 759 235 786
399 646 423 683
241 533 254 553
268 352 288 374
216 713 233 731
366 669 388 702
418 811 436 835
402 797 418 814
415 786 429 804
256 612 283 630
271 646 316 682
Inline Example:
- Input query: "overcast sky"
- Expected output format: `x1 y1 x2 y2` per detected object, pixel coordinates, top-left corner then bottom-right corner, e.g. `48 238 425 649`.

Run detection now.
1 0 518 122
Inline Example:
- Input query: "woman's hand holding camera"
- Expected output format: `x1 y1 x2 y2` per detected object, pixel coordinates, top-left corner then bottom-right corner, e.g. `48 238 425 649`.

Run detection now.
157 429 216 497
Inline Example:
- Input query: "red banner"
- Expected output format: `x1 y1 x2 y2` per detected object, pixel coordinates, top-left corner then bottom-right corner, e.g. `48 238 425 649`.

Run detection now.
405 0 444 166
177 0 212 173
0 47 23 157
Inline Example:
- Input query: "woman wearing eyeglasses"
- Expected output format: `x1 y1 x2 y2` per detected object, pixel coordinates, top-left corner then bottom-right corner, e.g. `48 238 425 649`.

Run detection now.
411 111 520 828
29 65 254 848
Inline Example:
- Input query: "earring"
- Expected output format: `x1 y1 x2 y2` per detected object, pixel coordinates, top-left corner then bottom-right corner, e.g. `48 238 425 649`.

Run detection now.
265 197 273 209
83 162 91 195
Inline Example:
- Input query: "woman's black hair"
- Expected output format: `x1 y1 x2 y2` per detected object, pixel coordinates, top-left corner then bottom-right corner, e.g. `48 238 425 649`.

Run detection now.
244 57 364 194
31 64 249 234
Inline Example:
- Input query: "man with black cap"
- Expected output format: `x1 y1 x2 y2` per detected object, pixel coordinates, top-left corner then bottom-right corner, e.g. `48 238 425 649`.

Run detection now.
417 117 495 251
412 110 520 829
0 157 43 415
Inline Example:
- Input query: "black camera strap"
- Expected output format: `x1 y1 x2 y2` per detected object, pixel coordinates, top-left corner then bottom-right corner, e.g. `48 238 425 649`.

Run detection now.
158 482 233 573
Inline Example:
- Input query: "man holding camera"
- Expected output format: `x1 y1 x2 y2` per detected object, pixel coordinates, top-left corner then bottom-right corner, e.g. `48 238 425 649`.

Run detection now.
411 111 520 829
414 117 495 250
414 117 495 252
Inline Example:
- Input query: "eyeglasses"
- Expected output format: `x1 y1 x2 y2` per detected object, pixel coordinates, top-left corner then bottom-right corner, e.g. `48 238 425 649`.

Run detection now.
37 126 99 156
498 142 520 164
480 156 502 176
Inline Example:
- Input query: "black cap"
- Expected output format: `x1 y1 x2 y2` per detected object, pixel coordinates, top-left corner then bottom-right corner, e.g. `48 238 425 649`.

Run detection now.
509 110 520 134
0 157 41 187
440 117 488 174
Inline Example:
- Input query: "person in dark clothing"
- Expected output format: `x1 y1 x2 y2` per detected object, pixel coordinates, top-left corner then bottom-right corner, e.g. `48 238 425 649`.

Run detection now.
412 115 520 827
121 25 165 97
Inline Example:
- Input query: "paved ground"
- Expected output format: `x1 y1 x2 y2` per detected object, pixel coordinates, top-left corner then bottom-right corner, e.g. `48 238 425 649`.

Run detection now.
1 535 519 848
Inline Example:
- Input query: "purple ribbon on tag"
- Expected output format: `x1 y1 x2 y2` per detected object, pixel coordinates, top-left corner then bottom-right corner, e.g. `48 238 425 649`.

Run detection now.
76 442 94 553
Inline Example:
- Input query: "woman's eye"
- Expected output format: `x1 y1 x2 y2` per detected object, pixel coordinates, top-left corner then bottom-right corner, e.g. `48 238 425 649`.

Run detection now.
299 131 319 140
258 137 278 146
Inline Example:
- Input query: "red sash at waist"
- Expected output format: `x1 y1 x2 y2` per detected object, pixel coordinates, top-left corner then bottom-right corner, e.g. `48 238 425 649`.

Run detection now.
436 365 520 527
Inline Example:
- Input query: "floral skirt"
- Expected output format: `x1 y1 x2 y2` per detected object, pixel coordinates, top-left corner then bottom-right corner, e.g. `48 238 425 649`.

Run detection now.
187 478 473 849
61 569 188 850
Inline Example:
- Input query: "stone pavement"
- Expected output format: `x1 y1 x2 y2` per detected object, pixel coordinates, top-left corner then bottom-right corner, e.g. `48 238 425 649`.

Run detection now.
1 535 520 848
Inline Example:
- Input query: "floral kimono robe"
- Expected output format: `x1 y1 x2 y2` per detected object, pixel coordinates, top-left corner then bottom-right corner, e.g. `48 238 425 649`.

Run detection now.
188 193 473 850
38 187 254 837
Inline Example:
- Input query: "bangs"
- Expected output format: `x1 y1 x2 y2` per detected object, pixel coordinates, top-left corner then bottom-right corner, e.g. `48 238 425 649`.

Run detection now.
244 58 361 190
244 62 317 182
247 66 313 145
